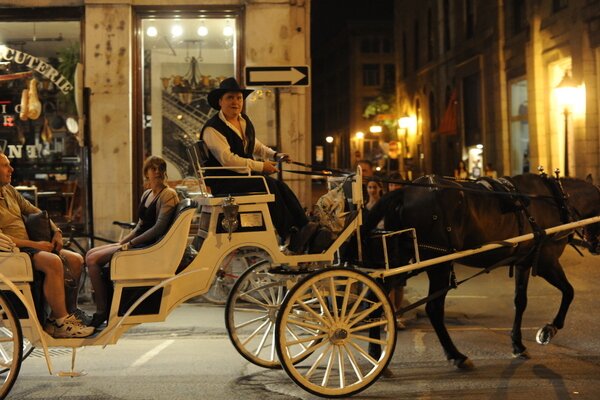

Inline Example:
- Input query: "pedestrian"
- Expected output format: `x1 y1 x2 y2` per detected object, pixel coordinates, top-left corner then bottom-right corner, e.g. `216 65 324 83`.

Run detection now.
484 162 498 178
454 160 468 180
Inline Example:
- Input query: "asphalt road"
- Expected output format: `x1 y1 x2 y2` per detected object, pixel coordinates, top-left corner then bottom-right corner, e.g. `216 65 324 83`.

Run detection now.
7 245 600 399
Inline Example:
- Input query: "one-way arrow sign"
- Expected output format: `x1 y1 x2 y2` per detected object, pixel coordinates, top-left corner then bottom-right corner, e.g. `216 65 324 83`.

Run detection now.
245 66 310 87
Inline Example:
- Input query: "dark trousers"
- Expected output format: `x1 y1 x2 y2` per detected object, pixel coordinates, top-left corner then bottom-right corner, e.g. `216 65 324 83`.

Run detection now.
206 175 308 238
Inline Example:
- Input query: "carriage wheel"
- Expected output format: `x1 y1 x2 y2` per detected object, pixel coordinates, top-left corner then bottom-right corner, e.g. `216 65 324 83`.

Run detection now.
275 268 396 398
202 247 270 305
0 291 24 399
225 259 313 368
0 332 31 375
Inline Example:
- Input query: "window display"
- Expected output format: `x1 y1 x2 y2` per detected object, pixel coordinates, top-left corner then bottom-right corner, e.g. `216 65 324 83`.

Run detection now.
0 20 85 229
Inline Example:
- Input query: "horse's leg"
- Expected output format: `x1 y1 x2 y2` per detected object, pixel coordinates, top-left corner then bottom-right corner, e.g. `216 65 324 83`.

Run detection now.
426 264 474 369
535 257 574 345
511 265 531 358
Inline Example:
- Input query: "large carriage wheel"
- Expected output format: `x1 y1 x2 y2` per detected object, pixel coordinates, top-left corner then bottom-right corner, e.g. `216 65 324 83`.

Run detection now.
203 247 270 305
0 332 31 375
0 291 23 399
225 259 312 368
275 268 396 398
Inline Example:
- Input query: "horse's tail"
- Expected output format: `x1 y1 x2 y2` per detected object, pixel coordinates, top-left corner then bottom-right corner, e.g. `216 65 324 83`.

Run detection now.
363 189 404 233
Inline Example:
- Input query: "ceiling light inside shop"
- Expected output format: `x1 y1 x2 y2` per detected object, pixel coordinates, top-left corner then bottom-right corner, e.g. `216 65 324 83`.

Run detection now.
223 22 234 37
146 26 158 37
197 25 208 37
171 25 183 38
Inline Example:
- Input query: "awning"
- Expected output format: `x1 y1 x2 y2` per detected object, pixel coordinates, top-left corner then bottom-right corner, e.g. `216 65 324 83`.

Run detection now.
439 89 458 135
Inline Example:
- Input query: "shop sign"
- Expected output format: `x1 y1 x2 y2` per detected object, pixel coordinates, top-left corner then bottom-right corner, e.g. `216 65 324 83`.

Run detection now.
0 140 43 159
0 46 74 94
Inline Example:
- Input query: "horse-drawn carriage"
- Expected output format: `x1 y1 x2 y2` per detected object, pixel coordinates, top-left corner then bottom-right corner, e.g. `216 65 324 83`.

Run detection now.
0 142 598 399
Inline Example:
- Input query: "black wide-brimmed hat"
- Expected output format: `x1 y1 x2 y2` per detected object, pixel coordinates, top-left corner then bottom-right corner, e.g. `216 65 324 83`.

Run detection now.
207 77 254 110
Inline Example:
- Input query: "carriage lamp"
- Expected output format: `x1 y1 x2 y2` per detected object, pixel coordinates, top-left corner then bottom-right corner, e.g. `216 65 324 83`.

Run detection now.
221 195 239 240
554 70 578 177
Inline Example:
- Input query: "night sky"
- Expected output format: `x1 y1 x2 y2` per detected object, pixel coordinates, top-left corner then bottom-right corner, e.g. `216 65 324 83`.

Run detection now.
311 0 394 49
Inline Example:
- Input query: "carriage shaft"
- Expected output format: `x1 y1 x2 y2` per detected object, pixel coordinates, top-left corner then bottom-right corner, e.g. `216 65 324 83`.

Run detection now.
371 215 600 279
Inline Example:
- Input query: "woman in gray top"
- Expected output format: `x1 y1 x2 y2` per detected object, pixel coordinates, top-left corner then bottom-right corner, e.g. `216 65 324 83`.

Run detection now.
85 155 178 327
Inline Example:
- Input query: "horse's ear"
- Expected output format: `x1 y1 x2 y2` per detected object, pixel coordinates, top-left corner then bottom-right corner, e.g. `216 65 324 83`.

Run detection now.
585 174 593 184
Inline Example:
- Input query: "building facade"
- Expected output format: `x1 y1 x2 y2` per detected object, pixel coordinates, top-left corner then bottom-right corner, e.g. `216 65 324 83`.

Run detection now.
0 0 311 240
312 20 395 171
395 0 600 181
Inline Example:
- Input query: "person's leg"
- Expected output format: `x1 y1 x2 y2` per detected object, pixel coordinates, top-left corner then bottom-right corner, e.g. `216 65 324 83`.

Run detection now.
60 249 84 313
270 178 309 228
85 243 121 317
32 251 68 319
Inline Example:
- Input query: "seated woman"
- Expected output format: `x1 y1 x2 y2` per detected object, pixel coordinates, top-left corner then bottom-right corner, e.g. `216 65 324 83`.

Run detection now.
85 156 178 328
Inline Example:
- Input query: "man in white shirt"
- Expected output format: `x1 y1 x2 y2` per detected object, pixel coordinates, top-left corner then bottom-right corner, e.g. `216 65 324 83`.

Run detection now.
201 78 316 253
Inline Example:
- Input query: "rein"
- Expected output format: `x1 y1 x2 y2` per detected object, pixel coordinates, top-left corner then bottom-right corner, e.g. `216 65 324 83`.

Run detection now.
281 161 557 201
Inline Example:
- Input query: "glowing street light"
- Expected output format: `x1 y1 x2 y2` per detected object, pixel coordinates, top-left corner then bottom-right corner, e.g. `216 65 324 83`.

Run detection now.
369 125 382 134
554 70 578 176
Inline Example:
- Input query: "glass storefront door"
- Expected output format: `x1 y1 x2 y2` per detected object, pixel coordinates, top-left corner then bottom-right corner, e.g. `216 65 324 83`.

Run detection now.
140 15 239 183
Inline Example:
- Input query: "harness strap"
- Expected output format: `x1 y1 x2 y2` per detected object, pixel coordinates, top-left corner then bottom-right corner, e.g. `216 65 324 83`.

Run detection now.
499 177 546 276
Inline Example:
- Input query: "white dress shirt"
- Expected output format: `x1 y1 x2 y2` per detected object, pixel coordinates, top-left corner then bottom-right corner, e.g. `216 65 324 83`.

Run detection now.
203 111 276 173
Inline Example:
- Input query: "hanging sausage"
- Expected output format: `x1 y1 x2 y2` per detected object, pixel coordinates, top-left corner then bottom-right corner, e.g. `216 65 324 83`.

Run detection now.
19 88 29 121
27 78 42 120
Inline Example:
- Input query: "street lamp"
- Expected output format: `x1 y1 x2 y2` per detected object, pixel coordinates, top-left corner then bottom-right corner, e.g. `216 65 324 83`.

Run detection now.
369 125 382 134
554 70 578 176
325 136 335 168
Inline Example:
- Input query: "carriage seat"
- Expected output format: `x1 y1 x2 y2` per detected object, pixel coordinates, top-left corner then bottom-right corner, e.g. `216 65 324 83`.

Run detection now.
110 198 198 280
0 250 34 282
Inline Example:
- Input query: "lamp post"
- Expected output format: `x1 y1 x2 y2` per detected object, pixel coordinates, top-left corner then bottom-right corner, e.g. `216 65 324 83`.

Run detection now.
554 71 578 177
354 131 364 164
325 135 335 168
398 114 415 178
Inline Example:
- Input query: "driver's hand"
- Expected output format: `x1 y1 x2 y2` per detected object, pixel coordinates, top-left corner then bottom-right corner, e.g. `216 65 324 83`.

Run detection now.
276 153 291 163
262 161 279 174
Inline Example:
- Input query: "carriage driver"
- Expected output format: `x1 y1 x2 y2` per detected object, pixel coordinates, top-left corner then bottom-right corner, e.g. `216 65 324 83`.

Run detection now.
201 77 317 253
0 153 94 338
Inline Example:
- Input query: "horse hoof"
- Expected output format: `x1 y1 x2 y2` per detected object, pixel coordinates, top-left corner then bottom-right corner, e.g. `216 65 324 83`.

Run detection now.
512 350 530 359
536 324 558 345
453 357 475 370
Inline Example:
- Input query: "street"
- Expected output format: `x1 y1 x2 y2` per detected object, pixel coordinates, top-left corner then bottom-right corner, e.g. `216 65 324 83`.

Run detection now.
7 246 600 399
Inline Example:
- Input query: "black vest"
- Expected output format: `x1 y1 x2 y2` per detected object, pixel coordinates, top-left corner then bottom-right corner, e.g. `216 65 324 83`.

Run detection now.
200 113 256 176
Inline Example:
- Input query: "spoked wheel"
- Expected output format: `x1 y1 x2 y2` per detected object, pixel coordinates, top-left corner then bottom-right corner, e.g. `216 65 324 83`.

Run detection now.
225 260 310 368
275 268 396 398
202 247 270 305
0 332 31 375
0 291 23 399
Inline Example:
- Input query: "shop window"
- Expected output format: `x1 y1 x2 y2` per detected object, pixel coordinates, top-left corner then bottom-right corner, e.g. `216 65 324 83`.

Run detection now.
362 64 380 86
462 72 482 147
509 79 529 175
0 19 86 229
140 16 238 182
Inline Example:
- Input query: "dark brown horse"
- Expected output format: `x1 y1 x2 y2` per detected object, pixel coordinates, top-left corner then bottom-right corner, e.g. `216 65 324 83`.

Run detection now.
365 173 600 368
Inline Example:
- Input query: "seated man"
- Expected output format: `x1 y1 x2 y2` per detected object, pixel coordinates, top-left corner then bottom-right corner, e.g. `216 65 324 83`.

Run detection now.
201 77 316 253
0 153 93 338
